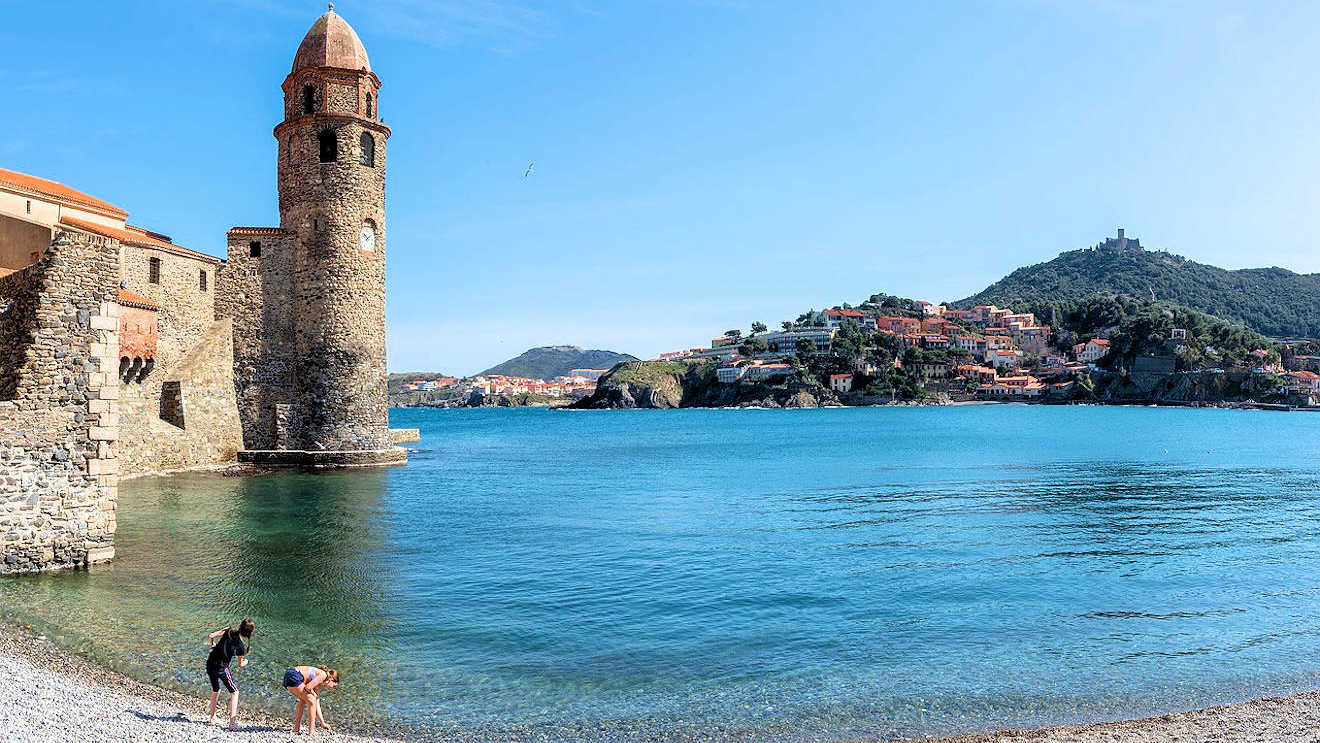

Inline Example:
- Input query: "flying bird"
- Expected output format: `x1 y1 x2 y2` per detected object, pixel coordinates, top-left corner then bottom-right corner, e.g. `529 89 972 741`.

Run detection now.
524 163 535 178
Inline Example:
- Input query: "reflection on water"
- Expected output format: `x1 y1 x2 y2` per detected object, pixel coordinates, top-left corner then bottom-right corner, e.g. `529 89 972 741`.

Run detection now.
0 469 399 726
4 406 1320 741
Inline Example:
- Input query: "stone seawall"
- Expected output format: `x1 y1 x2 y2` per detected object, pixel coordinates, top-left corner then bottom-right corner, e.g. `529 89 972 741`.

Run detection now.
0 232 121 573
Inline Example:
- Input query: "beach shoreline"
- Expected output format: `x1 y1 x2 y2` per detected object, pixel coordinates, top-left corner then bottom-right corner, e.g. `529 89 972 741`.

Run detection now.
0 621 401 742
4 620 1319 743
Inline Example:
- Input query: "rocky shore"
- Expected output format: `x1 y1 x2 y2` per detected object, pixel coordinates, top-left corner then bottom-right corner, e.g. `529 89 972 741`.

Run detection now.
3 619 1320 742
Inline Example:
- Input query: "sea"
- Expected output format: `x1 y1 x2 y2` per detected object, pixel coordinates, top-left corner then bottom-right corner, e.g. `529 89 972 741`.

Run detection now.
3 405 1320 741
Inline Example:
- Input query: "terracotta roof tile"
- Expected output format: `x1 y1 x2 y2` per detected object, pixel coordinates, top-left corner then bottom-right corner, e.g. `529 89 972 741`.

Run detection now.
117 288 159 310
0 167 128 219
60 216 220 265
228 226 294 236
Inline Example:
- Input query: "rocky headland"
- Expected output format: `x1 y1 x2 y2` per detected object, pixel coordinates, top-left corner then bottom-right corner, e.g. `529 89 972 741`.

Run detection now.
569 361 835 409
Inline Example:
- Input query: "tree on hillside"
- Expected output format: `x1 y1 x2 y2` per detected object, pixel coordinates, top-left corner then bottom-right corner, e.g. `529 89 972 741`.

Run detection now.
781 321 795 331
725 329 742 340
739 337 768 357
751 321 768 336
795 338 817 355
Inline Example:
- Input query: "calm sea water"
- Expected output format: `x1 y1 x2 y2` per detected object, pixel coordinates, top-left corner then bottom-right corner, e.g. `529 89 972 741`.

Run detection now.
4 406 1320 741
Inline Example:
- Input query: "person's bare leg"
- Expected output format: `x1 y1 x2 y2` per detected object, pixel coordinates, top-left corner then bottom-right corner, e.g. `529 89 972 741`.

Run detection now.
227 690 239 728
207 690 220 725
289 687 307 733
306 692 319 732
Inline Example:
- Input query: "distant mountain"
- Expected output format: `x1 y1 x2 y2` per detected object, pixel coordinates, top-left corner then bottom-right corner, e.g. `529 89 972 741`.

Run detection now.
479 346 638 379
953 243 1320 338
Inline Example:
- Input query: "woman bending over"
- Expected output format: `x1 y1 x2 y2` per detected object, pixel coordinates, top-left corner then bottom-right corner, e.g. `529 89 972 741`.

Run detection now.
281 664 340 733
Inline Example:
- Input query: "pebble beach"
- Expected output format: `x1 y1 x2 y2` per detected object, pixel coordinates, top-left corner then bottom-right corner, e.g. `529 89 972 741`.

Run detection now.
0 624 400 743
3 620 1320 743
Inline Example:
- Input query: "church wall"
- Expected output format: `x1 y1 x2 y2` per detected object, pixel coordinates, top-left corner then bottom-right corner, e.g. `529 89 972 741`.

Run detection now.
115 244 241 476
117 318 244 475
0 213 53 271
217 230 298 450
119 245 218 371
0 231 120 573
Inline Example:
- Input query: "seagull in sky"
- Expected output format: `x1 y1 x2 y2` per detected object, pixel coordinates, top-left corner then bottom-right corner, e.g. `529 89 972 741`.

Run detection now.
524 163 535 178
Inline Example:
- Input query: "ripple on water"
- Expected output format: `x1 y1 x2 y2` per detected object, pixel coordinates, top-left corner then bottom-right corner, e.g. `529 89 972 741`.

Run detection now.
3 405 1320 741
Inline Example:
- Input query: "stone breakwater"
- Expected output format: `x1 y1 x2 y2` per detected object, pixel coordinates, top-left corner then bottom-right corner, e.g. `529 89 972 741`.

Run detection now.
3 616 1320 743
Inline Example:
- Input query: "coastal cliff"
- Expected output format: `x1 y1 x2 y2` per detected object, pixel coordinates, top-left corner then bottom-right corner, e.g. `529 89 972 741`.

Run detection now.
571 361 831 409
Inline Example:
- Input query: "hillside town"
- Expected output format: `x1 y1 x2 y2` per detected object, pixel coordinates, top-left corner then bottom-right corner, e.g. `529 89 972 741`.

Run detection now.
395 369 610 406
645 302 1097 400
645 297 1299 404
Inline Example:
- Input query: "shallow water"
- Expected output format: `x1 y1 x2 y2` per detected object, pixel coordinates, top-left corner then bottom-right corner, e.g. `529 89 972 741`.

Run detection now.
4 406 1320 741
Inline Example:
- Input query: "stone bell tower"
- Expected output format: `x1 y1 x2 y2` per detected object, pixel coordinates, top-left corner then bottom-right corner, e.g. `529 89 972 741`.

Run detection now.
220 4 401 465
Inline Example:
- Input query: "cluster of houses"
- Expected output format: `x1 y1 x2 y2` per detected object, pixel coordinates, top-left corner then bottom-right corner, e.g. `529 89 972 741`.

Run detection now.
398 369 610 401
401 376 459 392
658 302 1118 399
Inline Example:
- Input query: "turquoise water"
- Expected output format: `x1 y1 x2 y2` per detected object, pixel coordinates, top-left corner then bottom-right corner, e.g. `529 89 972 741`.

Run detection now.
4 406 1320 740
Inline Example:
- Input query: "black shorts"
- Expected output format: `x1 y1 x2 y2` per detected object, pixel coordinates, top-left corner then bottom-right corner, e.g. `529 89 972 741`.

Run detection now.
207 664 237 693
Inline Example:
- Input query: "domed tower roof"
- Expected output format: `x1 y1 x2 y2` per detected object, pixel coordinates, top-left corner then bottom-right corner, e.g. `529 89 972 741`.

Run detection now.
292 4 370 73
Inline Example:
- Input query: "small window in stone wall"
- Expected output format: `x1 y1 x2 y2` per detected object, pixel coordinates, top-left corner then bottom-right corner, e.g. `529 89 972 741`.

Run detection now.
148 257 160 284
319 129 337 163
249 241 261 258
160 381 185 429
366 92 373 118
199 269 208 292
303 84 316 114
25 200 31 214
360 132 375 167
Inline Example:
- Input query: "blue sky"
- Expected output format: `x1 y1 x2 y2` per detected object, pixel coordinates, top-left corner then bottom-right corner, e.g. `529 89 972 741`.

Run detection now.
4 1 1320 374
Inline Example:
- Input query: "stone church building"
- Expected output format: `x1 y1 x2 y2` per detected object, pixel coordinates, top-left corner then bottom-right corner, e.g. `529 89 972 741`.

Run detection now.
0 7 402 573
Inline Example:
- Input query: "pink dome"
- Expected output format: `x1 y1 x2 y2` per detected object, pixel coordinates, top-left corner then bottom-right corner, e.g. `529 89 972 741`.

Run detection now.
292 6 370 73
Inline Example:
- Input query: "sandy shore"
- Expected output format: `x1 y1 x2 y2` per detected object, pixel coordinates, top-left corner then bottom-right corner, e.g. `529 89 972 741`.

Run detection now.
3 620 1319 743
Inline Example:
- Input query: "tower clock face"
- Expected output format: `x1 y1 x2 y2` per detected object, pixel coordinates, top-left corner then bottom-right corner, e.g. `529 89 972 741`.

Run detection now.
360 224 376 252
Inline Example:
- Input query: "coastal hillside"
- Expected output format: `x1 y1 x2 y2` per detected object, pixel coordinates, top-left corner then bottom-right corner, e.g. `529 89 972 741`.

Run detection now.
953 237 1320 338
387 372 453 394
478 345 637 380
571 360 831 409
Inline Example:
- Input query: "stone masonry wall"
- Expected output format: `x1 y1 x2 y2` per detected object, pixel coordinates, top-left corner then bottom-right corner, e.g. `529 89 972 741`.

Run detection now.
276 110 391 451
0 231 120 573
118 317 243 475
119 245 217 369
217 229 297 450
116 244 242 476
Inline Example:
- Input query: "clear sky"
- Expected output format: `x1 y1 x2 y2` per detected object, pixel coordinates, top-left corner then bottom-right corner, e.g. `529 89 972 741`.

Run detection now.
4 1 1320 375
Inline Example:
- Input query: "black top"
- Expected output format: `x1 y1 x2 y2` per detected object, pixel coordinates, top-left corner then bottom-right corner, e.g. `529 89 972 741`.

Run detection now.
207 629 247 669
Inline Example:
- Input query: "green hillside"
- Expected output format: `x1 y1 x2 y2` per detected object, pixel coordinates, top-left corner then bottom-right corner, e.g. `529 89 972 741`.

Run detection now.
479 346 637 379
952 247 1320 338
